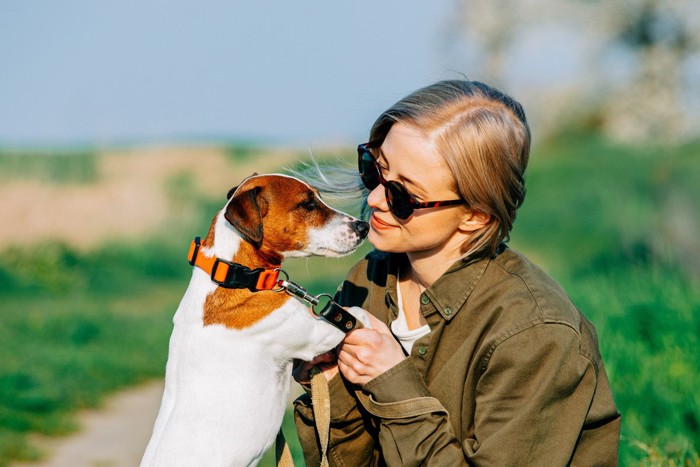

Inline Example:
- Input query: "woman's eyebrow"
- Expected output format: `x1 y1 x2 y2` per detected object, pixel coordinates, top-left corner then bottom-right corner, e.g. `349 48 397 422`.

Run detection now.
377 148 429 196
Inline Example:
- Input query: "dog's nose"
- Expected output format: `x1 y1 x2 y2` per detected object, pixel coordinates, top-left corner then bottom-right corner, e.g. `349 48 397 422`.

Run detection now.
352 220 370 239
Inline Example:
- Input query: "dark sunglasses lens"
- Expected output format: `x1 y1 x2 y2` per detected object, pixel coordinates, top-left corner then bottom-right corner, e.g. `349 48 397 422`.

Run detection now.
385 182 414 219
359 149 380 189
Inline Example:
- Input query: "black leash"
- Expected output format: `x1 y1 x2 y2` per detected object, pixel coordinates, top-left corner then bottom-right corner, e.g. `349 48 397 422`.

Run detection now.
275 271 364 333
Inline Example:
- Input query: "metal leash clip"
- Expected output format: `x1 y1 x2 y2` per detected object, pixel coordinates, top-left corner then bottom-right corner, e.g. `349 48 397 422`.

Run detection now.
274 269 320 307
274 270 362 333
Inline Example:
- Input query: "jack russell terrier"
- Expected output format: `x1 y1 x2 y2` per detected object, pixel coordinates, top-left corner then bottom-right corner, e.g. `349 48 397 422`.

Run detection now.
141 174 369 466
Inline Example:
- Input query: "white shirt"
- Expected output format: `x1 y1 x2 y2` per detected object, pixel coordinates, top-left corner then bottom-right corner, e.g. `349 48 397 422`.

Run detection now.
391 275 431 354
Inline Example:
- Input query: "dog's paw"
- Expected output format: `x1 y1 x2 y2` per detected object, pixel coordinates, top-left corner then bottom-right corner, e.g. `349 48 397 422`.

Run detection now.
346 306 372 329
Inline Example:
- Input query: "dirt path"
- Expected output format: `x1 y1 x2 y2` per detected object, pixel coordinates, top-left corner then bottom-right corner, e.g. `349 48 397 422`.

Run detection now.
13 381 165 467
12 380 306 467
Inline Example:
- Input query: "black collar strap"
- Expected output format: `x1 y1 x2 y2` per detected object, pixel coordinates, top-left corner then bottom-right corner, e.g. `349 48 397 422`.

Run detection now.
187 237 281 292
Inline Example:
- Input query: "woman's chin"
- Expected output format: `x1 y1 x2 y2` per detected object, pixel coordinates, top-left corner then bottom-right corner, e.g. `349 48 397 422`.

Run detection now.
368 230 402 253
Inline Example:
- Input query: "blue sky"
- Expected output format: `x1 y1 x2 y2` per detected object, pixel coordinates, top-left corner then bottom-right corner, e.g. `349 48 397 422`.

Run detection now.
0 0 458 147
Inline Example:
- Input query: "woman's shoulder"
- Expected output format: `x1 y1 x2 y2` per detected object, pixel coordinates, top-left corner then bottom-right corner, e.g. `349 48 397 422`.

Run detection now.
483 248 607 371
487 247 582 330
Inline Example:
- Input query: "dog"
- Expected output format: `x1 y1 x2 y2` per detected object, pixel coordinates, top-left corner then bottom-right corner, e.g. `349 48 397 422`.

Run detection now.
141 174 369 466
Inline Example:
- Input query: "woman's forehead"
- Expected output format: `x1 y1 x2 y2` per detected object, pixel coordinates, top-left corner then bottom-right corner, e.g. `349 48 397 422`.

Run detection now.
381 123 454 189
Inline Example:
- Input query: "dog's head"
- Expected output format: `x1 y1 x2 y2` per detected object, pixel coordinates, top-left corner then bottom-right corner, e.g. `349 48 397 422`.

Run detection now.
224 174 368 258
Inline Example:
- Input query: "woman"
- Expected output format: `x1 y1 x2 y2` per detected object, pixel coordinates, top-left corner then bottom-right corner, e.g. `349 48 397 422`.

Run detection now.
293 80 620 466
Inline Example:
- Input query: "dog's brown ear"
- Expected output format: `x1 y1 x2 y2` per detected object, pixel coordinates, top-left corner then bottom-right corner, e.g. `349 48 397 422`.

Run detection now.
224 186 268 249
226 174 259 199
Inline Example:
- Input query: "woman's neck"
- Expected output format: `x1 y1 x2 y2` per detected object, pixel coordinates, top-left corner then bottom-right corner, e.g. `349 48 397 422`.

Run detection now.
404 244 463 290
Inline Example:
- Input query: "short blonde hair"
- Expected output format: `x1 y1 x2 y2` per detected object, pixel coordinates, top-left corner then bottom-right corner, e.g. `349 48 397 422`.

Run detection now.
368 80 531 259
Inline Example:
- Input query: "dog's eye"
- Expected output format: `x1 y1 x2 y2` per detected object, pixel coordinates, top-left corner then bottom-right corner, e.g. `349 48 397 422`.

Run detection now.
297 198 318 211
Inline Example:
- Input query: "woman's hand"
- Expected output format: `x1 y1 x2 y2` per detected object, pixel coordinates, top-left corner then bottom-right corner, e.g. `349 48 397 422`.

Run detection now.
292 351 339 387
337 313 405 386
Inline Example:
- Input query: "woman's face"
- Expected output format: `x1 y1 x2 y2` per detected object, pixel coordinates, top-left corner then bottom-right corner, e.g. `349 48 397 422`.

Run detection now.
366 122 472 258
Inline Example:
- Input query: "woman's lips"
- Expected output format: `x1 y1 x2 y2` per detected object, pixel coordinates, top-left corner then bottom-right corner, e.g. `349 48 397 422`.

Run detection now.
370 214 396 230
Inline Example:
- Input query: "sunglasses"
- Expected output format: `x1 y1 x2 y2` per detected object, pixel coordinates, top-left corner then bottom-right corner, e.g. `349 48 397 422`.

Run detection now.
357 142 466 220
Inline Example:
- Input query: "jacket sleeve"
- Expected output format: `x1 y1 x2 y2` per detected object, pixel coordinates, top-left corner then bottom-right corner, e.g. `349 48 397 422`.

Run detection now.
361 323 602 466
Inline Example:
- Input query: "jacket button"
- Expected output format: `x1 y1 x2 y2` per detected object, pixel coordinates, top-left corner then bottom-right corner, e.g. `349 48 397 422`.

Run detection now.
417 346 428 356
444 307 452 315
420 295 430 305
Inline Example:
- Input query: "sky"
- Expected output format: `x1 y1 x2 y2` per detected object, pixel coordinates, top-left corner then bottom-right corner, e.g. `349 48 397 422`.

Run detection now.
0 0 459 147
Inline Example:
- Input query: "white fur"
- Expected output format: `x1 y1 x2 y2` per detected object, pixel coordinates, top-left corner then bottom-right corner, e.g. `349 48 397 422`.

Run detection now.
142 200 362 466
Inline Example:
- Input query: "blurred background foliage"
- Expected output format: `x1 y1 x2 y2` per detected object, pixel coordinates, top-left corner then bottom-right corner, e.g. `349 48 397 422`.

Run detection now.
0 132 698 465
454 0 700 145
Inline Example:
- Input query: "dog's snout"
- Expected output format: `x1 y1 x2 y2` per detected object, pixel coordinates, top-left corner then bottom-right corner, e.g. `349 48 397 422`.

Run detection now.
352 220 370 239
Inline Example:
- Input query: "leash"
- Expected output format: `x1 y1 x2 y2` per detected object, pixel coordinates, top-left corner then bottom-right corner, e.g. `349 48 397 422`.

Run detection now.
275 430 294 467
309 367 332 467
275 270 364 333
274 273 367 467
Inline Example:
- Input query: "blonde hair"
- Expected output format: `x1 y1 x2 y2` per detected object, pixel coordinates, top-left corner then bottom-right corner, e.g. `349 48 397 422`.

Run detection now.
368 80 531 259
293 80 530 260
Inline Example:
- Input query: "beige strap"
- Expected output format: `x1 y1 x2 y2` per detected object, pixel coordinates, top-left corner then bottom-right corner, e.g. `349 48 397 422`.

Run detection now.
310 366 331 467
306 369 447 467
275 428 294 467
355 391 446 419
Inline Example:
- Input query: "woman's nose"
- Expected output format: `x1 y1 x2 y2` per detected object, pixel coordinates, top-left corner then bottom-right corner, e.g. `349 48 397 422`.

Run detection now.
366 185 388 211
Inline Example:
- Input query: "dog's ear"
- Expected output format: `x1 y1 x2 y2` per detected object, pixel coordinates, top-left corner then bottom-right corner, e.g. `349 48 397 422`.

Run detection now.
226 174 259 200
224 186 268 249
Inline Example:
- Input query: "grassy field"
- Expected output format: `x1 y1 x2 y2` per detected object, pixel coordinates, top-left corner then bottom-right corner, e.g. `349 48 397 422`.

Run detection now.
0 134 698 465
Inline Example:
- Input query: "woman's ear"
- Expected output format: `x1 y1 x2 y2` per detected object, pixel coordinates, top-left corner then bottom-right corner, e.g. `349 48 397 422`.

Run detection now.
458 210 491 233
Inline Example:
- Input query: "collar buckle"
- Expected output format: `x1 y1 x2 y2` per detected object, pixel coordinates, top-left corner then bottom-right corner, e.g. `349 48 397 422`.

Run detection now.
211 258 265 292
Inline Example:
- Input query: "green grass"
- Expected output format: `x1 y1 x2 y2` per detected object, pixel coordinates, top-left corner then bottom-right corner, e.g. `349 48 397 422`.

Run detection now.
559 254 700 465
0 133 699 465
0 239 188 464
0 149 99 184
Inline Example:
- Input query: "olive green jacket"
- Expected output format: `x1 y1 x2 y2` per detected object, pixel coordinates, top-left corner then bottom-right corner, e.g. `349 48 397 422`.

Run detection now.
294 247 620 466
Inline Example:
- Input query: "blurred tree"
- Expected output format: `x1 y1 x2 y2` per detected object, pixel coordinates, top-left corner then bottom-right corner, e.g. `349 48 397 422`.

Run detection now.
454 0 700 144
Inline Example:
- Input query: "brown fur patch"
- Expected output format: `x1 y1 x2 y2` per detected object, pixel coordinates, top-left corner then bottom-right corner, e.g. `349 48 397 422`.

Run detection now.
203 287 290 329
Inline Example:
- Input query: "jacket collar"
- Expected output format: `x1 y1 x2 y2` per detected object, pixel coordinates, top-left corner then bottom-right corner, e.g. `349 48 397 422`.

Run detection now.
383 250 494 322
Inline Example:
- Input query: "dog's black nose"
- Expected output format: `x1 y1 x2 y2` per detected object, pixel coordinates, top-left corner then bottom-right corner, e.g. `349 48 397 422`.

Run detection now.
352 220 370 239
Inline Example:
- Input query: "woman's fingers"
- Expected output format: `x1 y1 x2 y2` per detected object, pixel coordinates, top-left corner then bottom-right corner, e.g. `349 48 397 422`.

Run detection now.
337 327 405 385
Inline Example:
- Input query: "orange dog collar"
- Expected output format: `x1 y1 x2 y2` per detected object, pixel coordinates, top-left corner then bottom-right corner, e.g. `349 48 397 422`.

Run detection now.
187 237 280 291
